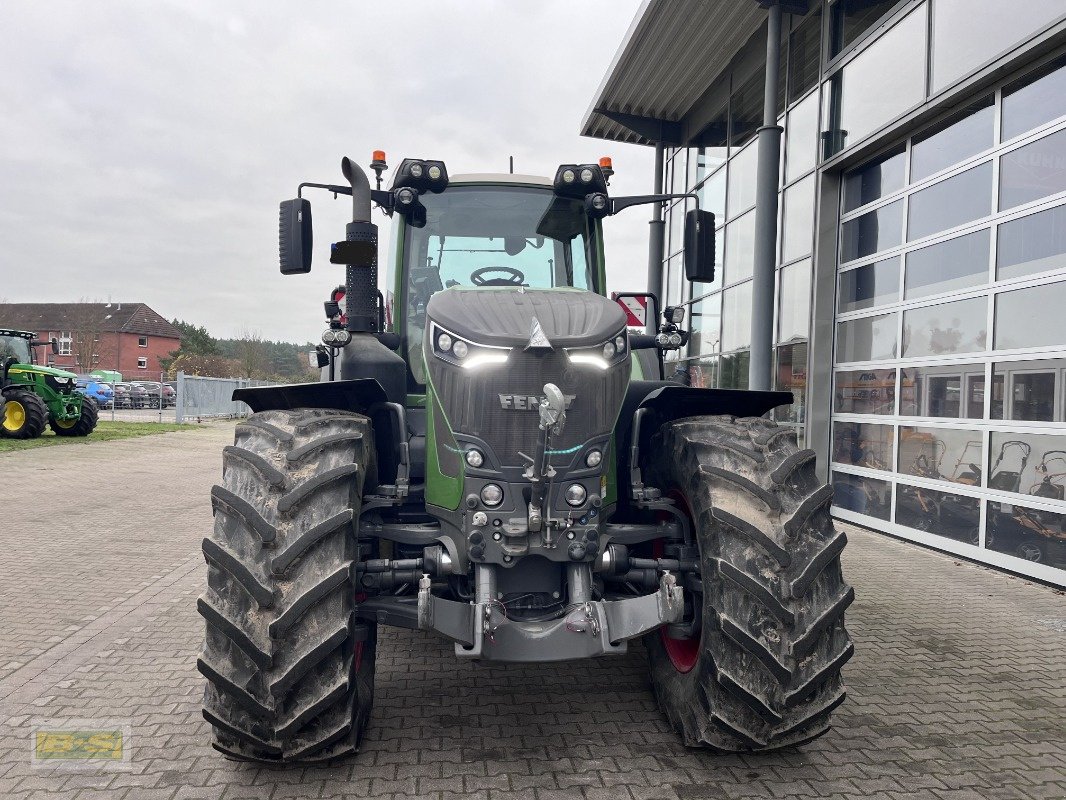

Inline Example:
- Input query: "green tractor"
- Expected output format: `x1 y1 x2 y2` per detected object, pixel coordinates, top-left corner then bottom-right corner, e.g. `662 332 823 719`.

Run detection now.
198 155 853 762
0 329 99 439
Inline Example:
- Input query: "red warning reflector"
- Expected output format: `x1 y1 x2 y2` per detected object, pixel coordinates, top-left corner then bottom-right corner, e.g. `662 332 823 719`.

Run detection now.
613 294 648 327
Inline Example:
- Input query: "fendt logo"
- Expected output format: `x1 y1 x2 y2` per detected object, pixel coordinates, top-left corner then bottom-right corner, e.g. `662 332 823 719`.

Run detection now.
498 394 576 410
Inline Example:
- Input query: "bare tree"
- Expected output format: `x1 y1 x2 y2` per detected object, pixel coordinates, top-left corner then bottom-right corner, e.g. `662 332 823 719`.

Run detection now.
235 327 272 379
68 299 106 372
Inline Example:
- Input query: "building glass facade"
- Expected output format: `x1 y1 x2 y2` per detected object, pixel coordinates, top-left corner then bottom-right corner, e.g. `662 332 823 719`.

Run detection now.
654 0 1066 585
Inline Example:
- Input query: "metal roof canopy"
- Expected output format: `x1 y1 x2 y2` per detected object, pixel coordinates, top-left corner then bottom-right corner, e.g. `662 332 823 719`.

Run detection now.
582 0 805 146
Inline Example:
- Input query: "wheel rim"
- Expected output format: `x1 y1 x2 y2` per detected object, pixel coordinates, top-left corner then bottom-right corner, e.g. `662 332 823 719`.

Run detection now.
3 400 26 431
54 416 77 429
657 491 701 674
1018 544 1043 562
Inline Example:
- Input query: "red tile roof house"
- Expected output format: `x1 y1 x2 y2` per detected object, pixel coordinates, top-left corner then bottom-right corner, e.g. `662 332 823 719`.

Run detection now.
0 302 182 380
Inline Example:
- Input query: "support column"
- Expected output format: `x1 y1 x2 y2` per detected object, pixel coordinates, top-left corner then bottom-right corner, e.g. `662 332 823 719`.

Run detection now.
749 1 785 391
646 142 666 334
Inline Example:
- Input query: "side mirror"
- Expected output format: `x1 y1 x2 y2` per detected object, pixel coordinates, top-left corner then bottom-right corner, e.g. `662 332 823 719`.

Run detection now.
684 209 716 283
279 198 313 274
51 338 60 355
34 338 59 354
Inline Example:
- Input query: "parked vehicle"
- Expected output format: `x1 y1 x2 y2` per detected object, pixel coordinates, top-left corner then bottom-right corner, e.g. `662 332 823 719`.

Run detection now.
132 380 176 408
77 377 114 408
0 328 98 438
197 155 854 761
127 382 151 409
112 382 134 409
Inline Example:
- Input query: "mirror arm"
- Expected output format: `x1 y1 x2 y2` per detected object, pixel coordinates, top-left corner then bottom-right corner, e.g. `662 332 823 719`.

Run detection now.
609 191 699 215
296 183 395 214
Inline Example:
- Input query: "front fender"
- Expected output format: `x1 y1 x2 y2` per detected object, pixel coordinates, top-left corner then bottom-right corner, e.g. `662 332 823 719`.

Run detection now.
232 378 387 415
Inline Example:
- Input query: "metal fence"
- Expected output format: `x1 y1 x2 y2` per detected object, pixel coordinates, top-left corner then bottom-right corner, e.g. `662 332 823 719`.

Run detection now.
174 372 274 423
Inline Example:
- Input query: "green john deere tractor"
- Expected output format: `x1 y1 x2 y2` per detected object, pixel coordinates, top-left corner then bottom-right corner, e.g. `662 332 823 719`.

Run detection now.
197 155 854 762
0 329 99 439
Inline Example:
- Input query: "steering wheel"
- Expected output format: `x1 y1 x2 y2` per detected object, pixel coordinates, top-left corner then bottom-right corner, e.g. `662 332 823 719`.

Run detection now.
471 265 526 287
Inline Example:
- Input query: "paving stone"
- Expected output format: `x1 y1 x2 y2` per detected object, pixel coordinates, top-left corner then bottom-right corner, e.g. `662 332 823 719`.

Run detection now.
0 421 1064 800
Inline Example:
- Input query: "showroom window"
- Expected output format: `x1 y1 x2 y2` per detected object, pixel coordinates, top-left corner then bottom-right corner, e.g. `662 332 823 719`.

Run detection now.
831 52 1066 578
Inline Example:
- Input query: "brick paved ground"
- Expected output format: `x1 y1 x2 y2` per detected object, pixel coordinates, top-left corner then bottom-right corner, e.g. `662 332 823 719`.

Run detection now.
0 424 1063 799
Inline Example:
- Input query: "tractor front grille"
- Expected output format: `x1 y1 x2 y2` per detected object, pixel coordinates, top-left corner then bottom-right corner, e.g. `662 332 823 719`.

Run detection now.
428 349 628 467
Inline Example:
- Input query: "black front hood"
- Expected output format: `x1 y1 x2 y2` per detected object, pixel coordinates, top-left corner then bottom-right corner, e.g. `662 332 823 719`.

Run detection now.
426 288 626 349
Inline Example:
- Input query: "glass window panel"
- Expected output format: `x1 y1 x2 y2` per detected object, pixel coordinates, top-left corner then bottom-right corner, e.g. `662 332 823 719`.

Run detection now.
686 356 719 389
781 174 816 263
727 142 758 218
904 229 990 299
989 431 1066 498
785 91 819 183
932 0 1066 93
688 292 722 358
838 257 900 312
833 421 894 470
832 471 891 520
991 360 1061 422
725 210 756 284
730 69 765 148
902 297 987 357
675 149 690 192
788 7 822 102
1002 55 1066 142
910 96 995 182
697 167 727 220
834 368 896 414
841 200 903 262
719 350 750 389
843 148 905 212
667 200 685 256
823 7 927 157
898 426 984 485
721 281 753 352
777 259 812 343
775 342 808 424
997 204 1066 280
995 281 1066 350
907 162 993 241
999 128 1066 211
836 312 898 362
896 487 980 544
829 0 900 58
900 363 985 418
987 500 1066 569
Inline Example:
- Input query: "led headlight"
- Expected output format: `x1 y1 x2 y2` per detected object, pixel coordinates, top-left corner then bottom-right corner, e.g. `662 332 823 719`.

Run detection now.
428 165 442 180
580 167 594 183
480 483 503 507
465 449 484 468
565 328 629 370
322 328 337 344
396 187 417 205
429 322 511 369
565 484 587 507
585 449 602 468
410 163 424 178
562 169 575 184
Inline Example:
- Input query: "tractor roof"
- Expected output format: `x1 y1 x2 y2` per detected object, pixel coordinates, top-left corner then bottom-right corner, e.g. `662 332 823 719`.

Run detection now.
0 328 35 339
448 173 552 187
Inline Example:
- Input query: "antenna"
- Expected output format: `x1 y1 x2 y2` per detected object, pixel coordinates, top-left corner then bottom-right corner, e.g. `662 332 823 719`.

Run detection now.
509 156 514 174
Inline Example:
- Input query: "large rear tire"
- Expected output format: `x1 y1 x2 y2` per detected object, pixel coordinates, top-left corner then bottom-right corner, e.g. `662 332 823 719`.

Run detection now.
1 390 48 439
198 409 378 762
644 415 854 751
50 396 99 436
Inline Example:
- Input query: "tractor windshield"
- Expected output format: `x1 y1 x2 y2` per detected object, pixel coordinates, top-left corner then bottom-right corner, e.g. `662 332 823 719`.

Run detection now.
402 184 597 386
0 334 33 364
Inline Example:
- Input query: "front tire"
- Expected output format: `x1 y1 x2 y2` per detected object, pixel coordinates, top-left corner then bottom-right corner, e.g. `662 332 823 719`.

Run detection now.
198 409 378 762
644 415 854 751
1 390 48 439
50 397 99 436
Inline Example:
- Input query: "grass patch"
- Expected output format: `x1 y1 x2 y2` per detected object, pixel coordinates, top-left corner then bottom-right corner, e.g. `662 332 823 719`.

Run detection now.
0 421 195 453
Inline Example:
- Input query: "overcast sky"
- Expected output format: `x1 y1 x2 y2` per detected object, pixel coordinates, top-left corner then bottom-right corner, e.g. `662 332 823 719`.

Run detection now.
0 1 655 343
